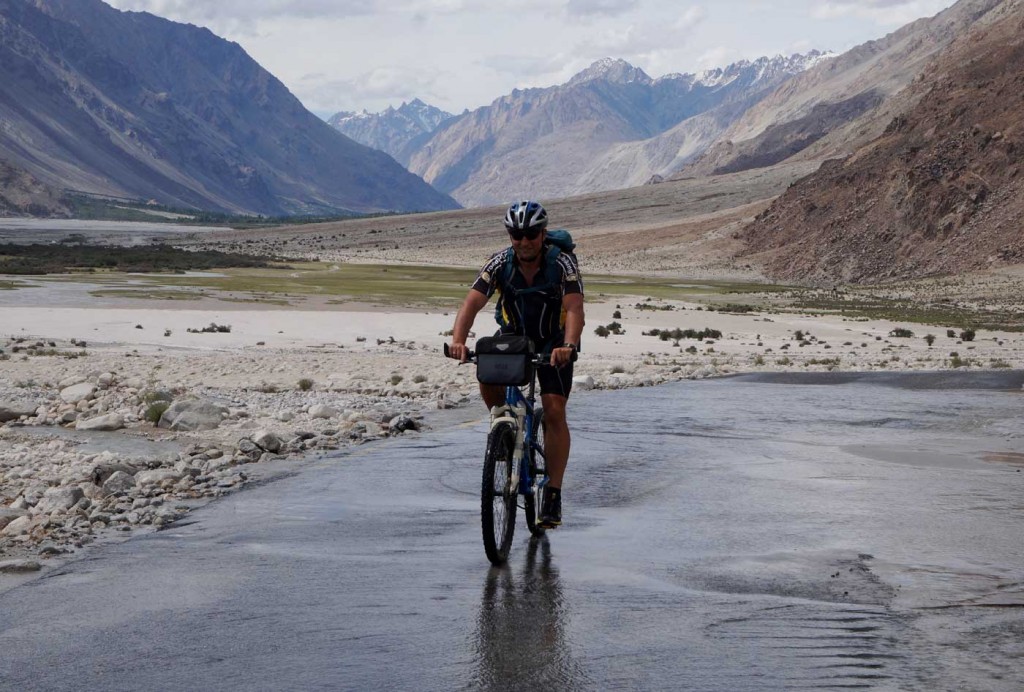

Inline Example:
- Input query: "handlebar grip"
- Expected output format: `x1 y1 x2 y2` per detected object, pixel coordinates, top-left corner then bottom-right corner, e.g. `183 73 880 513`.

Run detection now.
444 343 475 359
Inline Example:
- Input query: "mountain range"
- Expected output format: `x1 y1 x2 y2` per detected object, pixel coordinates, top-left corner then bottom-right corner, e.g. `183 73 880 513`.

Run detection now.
328 99 455 166
331 53 830 207
0 0 457 217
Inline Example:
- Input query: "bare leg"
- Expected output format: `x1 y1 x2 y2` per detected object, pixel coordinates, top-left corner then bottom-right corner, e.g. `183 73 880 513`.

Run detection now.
540 393 569 488
479 383 505 410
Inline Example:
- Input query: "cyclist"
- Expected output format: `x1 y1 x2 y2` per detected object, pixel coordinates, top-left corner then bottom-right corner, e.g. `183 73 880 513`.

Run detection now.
448 200 584 528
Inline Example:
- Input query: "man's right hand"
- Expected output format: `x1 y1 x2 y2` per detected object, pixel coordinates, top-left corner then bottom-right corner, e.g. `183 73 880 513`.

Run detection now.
448 343 470 362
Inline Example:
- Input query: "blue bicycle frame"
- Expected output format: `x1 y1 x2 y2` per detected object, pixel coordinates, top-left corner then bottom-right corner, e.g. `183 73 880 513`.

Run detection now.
504 383 547 503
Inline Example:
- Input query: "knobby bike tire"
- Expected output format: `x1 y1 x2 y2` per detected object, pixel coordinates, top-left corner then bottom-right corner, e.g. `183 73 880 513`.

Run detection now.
481 422 517 565
525 405 546 538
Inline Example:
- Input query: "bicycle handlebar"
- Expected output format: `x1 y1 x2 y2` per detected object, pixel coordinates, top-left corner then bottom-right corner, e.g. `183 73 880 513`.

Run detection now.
443 343 577 364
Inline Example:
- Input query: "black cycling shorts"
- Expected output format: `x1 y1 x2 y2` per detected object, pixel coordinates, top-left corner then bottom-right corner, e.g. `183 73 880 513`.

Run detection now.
537 362 574 399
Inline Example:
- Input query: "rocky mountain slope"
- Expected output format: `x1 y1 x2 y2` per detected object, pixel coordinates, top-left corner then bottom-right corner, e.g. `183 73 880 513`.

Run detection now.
738 0 1024 284
400 54 825 206
0 0 457 216
328 99 454 165
680 0 1011 178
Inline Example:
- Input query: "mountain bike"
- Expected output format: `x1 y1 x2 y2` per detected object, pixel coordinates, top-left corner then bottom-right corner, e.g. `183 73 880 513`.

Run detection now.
445 337 573 565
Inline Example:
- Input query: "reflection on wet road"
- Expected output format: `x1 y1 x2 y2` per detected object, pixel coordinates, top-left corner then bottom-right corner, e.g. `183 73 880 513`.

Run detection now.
1 372 1023 690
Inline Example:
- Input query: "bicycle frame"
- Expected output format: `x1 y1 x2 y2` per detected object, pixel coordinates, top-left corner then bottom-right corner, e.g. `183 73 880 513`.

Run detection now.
488 372 546 507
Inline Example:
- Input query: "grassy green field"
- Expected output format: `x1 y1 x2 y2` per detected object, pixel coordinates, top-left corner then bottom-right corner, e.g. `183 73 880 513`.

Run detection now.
1 262 792 307
3 262 1022 331
792 293 1024 332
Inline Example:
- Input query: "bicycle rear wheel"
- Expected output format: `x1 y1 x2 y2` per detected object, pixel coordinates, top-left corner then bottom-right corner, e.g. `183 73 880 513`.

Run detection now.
525 406 546 538
481 422 517 565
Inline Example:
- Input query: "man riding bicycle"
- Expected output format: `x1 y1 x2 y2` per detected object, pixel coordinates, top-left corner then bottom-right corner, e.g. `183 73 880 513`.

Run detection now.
448 200 585 528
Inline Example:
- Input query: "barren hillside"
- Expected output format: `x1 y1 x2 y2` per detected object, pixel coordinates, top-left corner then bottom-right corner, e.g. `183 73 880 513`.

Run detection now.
739 2 1024 284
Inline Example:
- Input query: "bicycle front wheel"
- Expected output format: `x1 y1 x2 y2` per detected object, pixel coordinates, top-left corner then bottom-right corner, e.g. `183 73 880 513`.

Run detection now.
525 405 546 538
481 422 517 565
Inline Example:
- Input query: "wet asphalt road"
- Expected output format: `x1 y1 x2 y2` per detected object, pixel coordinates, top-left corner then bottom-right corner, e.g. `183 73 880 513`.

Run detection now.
2 371 1024 691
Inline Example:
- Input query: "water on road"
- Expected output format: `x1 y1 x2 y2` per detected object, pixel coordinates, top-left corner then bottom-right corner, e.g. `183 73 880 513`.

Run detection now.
1 372 1023 690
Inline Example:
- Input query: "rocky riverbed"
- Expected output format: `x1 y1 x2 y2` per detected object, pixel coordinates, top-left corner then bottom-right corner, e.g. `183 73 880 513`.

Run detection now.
3 291 1023 576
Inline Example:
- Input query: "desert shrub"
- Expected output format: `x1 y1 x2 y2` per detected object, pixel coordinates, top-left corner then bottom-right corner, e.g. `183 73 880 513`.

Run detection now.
890 327 914 338
144 401 170 424
794 330 804 341
612 310 621 319
390 374 404 385
257 382 279 393
651 327 722 341
946 329 956 338
609 365 625 374
924 334 936 346
594 325 610 338
187 322 231 334
297 378 314 391
960 329 976 342
142 390 173 404
413 374 428 383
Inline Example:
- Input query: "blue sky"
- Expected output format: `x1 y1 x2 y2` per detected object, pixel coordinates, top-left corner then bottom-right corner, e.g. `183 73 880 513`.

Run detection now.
106 0 957 117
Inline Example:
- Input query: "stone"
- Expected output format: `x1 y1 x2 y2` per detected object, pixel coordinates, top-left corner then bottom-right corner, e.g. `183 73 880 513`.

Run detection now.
0 559 42 573
2 515 33 536
572 375 596 391
389 415 419 433
35 486 85 515
309 404 339 419
0 507 28 530
158 399 229 431
251 429 284 453
135 469 182 486
0 401 38 423
237 438 261 459
58 375 87 388
76 413 125 431
78 482 109 500
102 470 137 495
60 383 97 404
97 372 115 387
276 411 296 422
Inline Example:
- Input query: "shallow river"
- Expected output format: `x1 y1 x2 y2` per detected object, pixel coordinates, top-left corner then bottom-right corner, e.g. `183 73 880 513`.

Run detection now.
1 371 1022 690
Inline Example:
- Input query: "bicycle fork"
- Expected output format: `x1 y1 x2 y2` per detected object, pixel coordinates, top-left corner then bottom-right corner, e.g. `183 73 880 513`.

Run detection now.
490 403 526 496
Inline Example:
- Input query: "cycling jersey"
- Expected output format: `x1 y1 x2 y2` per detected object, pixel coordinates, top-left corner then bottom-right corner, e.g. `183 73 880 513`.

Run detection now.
471 243 584 352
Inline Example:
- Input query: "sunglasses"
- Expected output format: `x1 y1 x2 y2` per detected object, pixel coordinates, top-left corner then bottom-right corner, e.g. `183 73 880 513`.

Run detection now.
508 227 543 241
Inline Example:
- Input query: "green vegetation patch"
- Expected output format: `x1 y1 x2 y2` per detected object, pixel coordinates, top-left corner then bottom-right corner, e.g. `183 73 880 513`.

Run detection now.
0 243 282 275
153 263 481 306
793 293 1024 332
588 275 791 301
89 289 206 301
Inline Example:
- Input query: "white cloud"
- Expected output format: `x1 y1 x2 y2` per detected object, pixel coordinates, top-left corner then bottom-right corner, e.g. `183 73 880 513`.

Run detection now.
296 65 448 115
104 0 960 115
565 0 640 18
811 0 953 25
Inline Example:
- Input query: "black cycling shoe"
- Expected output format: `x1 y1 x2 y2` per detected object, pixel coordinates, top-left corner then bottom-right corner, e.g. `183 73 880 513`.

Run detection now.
540 490 562 528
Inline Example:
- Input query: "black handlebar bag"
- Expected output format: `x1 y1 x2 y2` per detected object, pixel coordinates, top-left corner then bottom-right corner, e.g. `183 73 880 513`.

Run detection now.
475 335 536 386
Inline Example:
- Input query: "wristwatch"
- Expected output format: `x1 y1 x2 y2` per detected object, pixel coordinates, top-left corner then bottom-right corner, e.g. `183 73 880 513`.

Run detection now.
562 342 578 352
